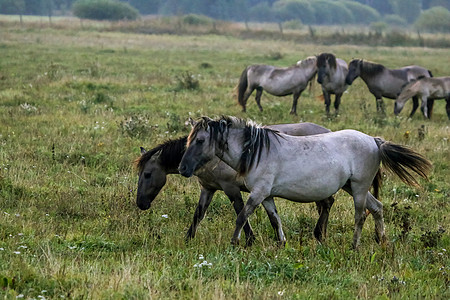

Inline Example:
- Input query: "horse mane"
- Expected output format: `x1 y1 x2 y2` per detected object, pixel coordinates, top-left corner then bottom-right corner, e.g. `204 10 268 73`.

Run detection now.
317 53 336 70
135 136 187 173
188 116 281 175
361 60 386 76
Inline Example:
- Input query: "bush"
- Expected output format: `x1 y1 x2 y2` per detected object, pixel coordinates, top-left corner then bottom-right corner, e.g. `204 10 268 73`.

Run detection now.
415 6 450 33
182 14 213 26
72 0 139 21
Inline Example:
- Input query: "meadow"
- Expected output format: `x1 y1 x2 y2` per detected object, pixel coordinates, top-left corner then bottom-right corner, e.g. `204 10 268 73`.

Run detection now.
0 18 449 299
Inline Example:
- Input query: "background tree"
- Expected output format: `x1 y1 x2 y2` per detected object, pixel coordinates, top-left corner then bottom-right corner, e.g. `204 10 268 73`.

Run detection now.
340 0 380 24
0 0 25 24
415 6 450 33
389 0 421 23
272 0 315 25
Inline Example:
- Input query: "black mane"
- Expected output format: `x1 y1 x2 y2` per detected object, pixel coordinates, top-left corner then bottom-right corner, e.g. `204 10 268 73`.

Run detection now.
361 60 386 76
136 136 187 173
189 116 281 175
317 53 337 70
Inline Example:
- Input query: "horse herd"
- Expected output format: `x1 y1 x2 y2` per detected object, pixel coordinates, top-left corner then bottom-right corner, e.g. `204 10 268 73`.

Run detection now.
136 118 432 249
134 53 444 249
238 53 450 119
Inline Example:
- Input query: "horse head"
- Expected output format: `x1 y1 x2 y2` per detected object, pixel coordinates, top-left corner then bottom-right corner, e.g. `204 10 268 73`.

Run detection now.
135 148 168 210
317 53 337 84
345 59 362 85
179 116 226 177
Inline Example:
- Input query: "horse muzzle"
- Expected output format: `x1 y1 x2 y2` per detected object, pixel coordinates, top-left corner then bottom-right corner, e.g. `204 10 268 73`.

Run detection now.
178 164 194 178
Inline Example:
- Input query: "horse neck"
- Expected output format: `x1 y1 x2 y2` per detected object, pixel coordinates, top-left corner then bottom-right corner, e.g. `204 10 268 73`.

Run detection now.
214 128 244 172
160 137 187 174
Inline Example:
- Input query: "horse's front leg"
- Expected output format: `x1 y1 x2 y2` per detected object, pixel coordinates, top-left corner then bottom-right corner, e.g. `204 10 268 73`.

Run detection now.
334 93 343 116
375 97 386 115
222 185 255 246
255 88 264 112
322 89 331 116
409 96 419 118
446 96 450 120
186 188 215 241
231 194 266 246
290 91 302 115
421 96 429 118
314 197 335 243
261 197 286 246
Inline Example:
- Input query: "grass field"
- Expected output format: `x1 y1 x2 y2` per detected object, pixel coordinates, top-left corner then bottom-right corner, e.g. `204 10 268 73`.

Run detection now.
0 19 449 299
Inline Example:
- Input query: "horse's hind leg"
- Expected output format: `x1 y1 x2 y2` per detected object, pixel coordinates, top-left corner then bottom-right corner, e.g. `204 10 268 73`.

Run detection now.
409 96 419 117
186 188 215 240
313 196 334 242
262 197 286 246
255 88 264 112
342 184 385 246
364 192 386 246
351 189 368 249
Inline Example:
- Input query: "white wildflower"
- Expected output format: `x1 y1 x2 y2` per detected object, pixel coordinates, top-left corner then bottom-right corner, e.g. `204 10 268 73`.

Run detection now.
161 214 168 219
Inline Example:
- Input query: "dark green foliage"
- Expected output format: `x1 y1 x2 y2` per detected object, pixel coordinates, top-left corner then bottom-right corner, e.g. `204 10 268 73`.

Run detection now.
415 6 450 33
273 0 315 24
72 0 139 21
340 1 380 24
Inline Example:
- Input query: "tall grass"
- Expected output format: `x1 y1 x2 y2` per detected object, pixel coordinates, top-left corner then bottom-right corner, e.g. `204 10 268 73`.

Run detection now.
0 19 449 299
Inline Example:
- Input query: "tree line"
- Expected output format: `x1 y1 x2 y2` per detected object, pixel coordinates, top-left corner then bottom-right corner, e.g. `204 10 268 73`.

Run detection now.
1 0 449 30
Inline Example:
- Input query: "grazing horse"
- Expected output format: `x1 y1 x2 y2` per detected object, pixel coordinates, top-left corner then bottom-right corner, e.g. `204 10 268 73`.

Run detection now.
179 116 431 249
345 59 433 116
395 76 450 120
136 122 338 245
316 53 349 115
237 56 317 115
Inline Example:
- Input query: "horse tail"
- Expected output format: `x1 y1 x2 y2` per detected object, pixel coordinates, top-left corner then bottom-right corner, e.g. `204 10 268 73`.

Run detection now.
428 70 433 77
374 137 432 186
237 67 249 109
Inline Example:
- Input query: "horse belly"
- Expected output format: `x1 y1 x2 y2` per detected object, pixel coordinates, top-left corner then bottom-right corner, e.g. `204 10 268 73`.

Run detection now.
270 162 349 202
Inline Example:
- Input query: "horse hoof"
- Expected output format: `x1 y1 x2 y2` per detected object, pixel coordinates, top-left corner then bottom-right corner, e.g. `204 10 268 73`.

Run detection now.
231 238 240 246
245 235 256 247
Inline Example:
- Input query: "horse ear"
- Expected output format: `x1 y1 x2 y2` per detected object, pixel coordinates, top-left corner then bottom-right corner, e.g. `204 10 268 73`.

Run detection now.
140 147 147 155
188 117 197 127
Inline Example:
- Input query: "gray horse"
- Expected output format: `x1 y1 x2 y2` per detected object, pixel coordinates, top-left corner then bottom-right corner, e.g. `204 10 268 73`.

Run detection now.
316 53 349 115
237 56 317 115
136 122 336 245
179 116 431 249
395 76 450 120
345 59 433 116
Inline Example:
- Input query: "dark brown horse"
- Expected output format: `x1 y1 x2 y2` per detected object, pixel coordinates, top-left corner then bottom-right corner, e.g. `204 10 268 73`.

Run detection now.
345 59 433 116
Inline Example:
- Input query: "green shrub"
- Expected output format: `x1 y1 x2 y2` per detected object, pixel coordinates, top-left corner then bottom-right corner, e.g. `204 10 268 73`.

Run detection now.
72 0 139 21
182 14 213 26
415 6 450 33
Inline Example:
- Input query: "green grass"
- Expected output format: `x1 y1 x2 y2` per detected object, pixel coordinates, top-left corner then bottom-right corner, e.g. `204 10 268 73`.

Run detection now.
0 20 449 299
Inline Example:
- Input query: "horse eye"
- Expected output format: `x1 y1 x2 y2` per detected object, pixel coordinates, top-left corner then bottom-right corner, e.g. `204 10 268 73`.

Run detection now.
144 172 151 179
197 138 205 144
